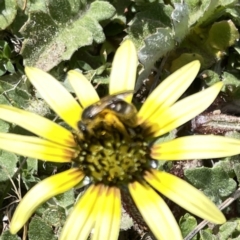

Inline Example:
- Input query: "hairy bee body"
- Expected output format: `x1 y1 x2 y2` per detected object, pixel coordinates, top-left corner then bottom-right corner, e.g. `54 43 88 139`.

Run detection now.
78 91 137 132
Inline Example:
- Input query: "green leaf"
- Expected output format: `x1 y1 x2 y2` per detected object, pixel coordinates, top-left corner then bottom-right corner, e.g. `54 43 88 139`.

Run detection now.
0 40 5 49
25 0 48 12
186 0 219 26
171 3 189 42
179 213 197 239
0 64 6 76
54 189 75 210
184 166 237 205
208 20 239 50
219 0 238 6
0 230 21 240
225 7 240 26
130 2 190 88
214 159 236 179
20 0 116 71
5 61 15 73
128 2 172 50
42 205 66 227
0 95 10 105
200 230 217 240
198 0 219 25
2 42 11 59
28 216 57 240
35 202 50 216
222 72 240 91
128 2 173 89
0 151 18 182
21 157 38 182
25 99 51 117
0 119 10 133
46 0 81 22
92 75 110 85
0 80 31 108
154 130 177 145
0 0 17 30
200 70 221 86
137 27 175 88
219 220 240 240
233 163 240 183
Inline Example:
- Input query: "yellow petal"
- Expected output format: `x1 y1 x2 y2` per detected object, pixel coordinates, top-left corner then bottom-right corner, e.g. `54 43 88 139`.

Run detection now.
0 105 75 147
109 40 137 102
109 188 121 240
92 186 121 240
128 181 182 240
146 82 223 137
60 184 101 240
25 67 82 130
145 170 226 224
91 185 109 240
0 133 75 162
138 60 201 124
67 70 99 108
151 135 240 160
10 168 84 234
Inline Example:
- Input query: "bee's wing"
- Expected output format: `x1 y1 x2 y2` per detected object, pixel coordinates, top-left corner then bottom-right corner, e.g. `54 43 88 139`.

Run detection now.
81 90 134 120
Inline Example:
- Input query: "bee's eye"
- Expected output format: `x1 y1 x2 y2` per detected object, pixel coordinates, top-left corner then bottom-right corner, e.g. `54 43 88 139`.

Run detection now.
81 108 93 120
78 121 87 132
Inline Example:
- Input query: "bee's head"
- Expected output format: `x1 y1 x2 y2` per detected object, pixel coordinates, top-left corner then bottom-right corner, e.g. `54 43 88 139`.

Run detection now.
78 91 137 132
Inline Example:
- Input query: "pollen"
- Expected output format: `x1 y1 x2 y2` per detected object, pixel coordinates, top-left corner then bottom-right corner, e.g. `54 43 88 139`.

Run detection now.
73 111 151 186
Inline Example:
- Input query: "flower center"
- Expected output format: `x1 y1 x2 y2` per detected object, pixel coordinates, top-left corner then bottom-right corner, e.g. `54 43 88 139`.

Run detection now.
74 108 150 186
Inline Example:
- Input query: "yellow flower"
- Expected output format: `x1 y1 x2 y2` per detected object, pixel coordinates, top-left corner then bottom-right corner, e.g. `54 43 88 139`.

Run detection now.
1 40 239 240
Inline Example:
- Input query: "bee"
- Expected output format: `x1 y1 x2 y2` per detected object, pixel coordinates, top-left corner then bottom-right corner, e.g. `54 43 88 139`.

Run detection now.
78 91 137 132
